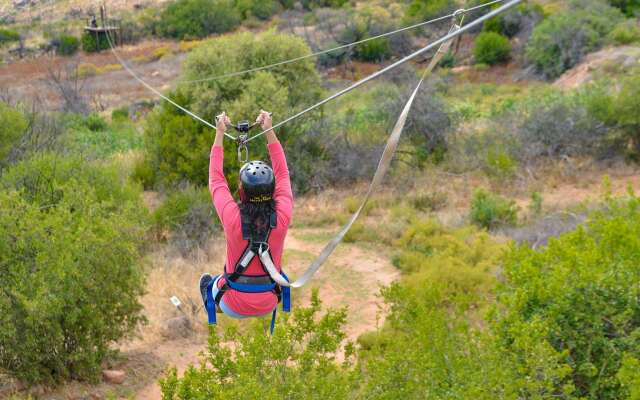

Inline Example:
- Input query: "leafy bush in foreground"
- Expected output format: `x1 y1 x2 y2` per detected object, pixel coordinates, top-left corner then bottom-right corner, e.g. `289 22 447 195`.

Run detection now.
157 201 640 398
526 0 624 79
0 155 147 384
362 221 516 398
494 196 640 399
160 292 355 399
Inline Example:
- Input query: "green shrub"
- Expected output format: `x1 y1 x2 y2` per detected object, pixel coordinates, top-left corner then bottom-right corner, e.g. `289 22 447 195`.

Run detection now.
608 0 640 16
529 191 543 216
409 191 448 212
608 20 640 44
111 106 129 121
474 32 511 66
0 28 20 46
84 113 108 131
300 0 349 10
438 51 455 68
0 155 147 384
405 0 456 21
81 32 109 53
236 0 279 20
132 156 156 189
0 102 28 168
482 4 544 38
66 119 144 158
362 220 513 398
153 185 217 252
514 87 612 160
355 37 391 62
493 196 640 399
158 0 241 39
562 72 640 158
526 1 624 79
618 355 640 398
611 70 640 157
57 34 80 56
485 146 517 179
470 188 518 229
160 292 356 399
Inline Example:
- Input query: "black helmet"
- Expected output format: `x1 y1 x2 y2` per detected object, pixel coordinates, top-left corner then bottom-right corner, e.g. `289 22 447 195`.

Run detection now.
239 161 275 203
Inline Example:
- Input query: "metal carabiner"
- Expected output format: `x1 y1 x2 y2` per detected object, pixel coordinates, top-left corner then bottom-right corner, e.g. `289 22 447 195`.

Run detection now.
237 134 249 163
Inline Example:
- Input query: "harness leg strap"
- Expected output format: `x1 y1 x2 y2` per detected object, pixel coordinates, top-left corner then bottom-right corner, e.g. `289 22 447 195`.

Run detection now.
281 272 291 313
205 277 218 325
270 308 277 335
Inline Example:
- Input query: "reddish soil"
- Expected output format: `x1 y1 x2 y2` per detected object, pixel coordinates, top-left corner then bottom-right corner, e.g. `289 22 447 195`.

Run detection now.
0 41 185 112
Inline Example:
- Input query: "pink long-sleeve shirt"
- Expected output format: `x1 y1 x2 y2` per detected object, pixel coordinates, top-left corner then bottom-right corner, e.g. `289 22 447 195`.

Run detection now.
209 142 293 316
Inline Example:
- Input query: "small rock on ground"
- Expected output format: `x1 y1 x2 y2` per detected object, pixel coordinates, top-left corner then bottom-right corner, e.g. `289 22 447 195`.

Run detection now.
102 369 126 385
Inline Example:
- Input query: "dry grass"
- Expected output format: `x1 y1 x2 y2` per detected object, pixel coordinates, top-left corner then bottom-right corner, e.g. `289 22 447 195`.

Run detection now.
134 238 226 343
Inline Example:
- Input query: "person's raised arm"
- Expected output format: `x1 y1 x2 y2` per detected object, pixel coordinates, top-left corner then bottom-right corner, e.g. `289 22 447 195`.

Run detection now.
209 112 238 227
257 110 293 225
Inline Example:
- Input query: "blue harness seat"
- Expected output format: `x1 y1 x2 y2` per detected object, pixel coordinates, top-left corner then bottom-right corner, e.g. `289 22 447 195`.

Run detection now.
204 211 291 334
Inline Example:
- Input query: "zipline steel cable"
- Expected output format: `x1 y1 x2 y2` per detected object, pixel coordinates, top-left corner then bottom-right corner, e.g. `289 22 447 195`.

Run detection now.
247 0 523 143
177 0 505 84
257 0 524 289
105 0 508 142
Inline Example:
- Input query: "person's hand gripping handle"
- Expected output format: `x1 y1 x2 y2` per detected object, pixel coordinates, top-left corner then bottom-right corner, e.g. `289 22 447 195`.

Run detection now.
214 112 232 147
256 110 276 144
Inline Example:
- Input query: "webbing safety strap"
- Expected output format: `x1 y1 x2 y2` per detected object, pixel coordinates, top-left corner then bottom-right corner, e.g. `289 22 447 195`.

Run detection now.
259 22 463 289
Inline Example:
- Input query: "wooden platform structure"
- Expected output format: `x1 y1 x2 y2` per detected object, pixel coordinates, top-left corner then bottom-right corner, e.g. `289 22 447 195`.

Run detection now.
83 25 121 47
83 5 122 50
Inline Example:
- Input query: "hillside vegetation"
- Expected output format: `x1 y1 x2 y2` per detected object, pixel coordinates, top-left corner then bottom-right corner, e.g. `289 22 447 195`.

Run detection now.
1 0 640 398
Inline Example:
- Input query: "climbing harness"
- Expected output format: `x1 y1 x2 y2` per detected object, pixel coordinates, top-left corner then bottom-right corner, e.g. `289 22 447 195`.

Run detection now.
204 210 291 334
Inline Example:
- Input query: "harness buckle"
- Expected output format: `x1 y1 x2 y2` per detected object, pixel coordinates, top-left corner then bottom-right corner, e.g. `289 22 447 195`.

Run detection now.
257 242 270 255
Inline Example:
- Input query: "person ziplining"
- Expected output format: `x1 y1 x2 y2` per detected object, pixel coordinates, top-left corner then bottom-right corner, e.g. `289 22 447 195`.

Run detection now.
103 0 525 332
199 110 292 332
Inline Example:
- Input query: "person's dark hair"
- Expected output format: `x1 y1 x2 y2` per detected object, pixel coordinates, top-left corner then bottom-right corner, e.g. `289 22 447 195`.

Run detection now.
240 200 276 241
